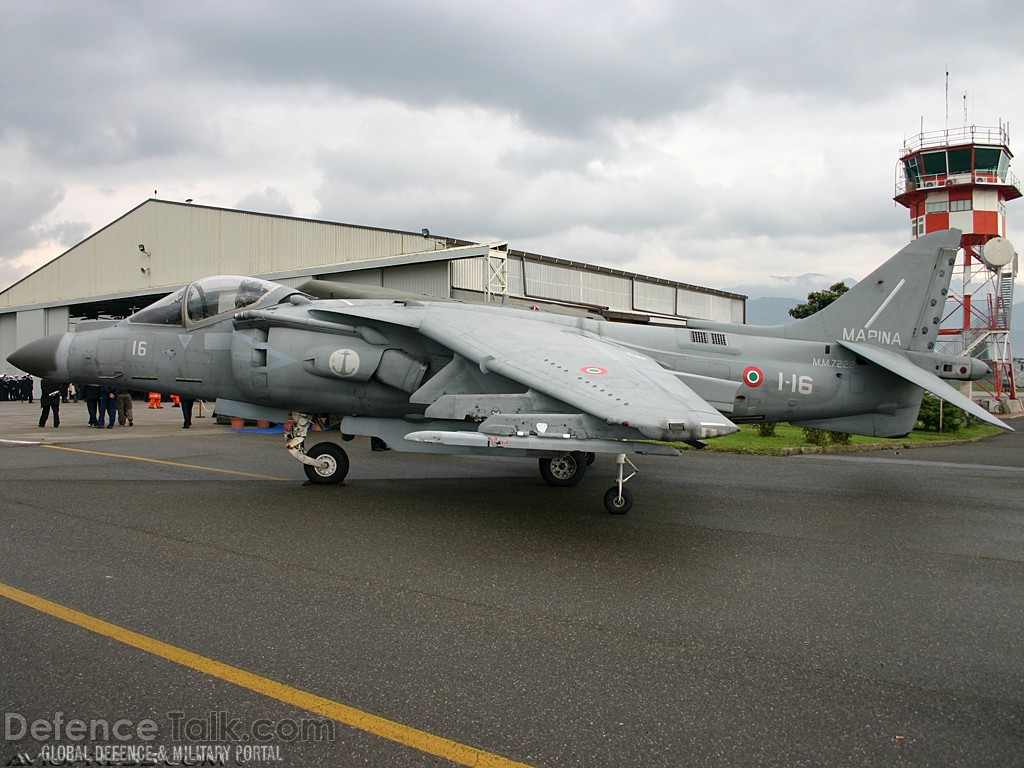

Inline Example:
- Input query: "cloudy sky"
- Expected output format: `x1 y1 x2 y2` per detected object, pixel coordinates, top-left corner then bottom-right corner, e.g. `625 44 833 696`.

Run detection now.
3 1 1024 299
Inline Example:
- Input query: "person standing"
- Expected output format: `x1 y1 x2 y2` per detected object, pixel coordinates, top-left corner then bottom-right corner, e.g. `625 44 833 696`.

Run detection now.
115 388 134 426
97 385 117 428
81 383 101 426
180 397 196 429
38 378 61 428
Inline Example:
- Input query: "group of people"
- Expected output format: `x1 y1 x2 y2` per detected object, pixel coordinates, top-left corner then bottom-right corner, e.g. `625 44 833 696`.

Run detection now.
13 376 195 430
80 384 135 429
33 381 135 429
1 374 35 402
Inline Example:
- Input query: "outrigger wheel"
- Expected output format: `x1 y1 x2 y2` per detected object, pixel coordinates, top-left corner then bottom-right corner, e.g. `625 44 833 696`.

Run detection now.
603 486 633 514
303 442 350 485
603 453 638 514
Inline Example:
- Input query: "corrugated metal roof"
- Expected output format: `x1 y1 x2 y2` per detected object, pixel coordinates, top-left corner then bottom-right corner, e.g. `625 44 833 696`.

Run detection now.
0 199 745 318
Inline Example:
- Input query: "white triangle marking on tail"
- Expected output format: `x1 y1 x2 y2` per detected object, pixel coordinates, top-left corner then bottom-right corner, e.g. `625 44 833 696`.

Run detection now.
864 278 906 329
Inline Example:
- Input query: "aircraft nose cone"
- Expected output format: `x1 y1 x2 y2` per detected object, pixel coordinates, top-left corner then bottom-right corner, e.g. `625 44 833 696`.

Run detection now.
7 334 65 378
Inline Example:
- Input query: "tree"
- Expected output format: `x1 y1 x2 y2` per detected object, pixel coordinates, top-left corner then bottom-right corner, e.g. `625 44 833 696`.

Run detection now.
788 282 850 319
916 394 974 433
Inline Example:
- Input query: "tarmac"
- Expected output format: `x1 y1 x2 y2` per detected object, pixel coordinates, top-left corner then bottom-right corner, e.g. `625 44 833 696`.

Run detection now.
0 395 225 444
1 397 1023 766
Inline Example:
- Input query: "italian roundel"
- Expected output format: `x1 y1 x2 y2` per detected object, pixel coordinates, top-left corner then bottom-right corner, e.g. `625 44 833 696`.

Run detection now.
743 365 764 387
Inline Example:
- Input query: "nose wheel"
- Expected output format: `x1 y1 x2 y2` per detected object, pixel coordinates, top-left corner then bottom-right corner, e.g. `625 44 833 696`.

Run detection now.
302 442 350 484
287 413 350 485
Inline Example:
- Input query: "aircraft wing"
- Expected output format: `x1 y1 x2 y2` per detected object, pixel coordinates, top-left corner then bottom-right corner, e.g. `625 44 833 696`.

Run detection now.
414 306 739 443
837 340 1012 431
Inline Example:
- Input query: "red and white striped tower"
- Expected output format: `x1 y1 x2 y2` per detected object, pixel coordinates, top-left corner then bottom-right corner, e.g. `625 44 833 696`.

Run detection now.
894 124 1021 405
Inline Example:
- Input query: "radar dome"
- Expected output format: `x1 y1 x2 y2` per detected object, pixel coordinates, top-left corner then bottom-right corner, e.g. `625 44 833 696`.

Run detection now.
981 237 1015 268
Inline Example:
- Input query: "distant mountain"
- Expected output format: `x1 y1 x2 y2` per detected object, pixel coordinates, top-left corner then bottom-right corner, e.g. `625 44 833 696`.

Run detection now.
732 277 858 327
744 296 798 326
727 276 857 302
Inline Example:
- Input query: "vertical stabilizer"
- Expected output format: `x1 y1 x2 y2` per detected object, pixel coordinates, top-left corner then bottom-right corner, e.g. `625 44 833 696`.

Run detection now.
784 229 962 352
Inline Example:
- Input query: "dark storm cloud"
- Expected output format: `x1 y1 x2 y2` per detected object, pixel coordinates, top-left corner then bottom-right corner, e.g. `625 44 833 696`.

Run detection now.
2 1 1023 292
5 1 1021 174
0 6 216 168
10 0 1004 148
0 180 64 254
115 0 1023 134
0 179 90 291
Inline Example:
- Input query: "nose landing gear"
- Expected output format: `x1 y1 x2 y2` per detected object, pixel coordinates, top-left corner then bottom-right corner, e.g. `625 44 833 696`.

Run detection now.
302 442 350 484
286 413 350 485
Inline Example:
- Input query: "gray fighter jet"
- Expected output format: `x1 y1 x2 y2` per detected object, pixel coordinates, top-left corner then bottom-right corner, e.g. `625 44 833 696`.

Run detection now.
8 228 1011 513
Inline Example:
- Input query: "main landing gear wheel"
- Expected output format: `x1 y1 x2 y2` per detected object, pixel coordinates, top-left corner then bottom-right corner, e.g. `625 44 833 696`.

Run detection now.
603 486 634 514
303 443 350 485
539 452 587 487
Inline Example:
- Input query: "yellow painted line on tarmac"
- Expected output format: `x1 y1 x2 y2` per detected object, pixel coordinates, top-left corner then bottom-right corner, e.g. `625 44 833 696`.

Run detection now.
40 444 292 481
0 581 535 768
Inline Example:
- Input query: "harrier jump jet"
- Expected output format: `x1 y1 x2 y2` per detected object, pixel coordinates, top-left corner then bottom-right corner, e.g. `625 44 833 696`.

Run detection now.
8 229 1010 513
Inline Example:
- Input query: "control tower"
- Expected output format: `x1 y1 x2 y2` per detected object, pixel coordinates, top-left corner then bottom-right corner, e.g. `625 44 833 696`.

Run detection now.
894 125 1021 406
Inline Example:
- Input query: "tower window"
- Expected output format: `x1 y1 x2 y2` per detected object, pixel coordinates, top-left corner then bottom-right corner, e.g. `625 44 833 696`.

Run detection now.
975 147 1002 173
948 148 972 174
921 151 947 175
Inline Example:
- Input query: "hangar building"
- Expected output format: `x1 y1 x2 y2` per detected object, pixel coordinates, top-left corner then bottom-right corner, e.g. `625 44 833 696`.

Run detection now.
1 199 746 375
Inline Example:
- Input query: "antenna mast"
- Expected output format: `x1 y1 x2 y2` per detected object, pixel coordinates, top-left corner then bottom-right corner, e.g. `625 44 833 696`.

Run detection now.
944 65 949 127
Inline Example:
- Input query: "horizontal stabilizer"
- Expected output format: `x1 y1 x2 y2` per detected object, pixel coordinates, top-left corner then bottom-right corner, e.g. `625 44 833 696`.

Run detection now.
837 340 1012 431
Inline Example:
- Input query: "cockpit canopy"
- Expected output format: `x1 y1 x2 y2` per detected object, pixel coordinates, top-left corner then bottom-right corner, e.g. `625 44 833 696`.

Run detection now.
128 276 280 326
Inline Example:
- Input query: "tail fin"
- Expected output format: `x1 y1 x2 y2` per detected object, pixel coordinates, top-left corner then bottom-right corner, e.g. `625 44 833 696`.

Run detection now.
784 229 962 352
